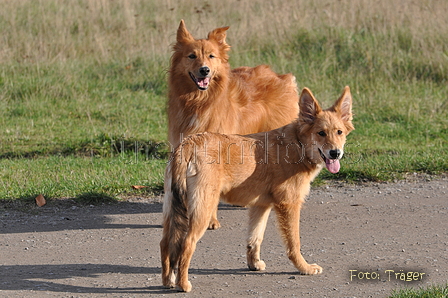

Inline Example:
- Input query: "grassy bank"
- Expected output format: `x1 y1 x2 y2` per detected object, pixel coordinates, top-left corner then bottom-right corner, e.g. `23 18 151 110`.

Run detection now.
0 0 447 200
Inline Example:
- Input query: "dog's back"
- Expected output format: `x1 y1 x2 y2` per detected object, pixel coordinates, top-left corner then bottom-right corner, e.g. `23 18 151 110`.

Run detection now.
228 65 299 133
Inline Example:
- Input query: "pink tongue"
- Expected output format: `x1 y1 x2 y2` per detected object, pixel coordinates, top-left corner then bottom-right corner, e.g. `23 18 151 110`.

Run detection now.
197 77 210 88
326 159 340 174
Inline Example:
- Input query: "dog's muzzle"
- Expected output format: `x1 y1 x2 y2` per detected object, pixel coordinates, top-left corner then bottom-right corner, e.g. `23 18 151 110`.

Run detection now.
318 148 342 174
189 66 211 90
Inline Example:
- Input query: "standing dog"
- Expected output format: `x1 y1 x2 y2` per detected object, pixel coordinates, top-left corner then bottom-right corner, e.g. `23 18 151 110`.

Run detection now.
160 86 354 292
167 20 300 229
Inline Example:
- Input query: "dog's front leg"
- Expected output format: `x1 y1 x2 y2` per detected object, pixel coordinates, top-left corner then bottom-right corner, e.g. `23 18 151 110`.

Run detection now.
274 203 323 275
207 208 221 230
246 205 272 271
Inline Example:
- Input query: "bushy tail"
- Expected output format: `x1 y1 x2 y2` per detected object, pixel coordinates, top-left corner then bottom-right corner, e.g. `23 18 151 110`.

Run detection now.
163 141 196 267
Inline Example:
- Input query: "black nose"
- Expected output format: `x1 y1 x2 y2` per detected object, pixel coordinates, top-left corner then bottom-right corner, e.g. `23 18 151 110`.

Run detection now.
329 149 341 159
199 66 210 76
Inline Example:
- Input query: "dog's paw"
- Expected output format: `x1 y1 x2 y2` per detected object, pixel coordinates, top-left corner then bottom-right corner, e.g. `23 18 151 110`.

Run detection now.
162 271 176 288
300 263 323 275
176 281 192 292
163 283 175 289
248 260 266 271
207 219 221 230
162 279 176 289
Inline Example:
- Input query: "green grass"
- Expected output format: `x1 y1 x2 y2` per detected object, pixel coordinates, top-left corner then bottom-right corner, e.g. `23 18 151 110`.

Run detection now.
388 284 448 298
0 153 166 202
0 60 168 157
0 0 447 201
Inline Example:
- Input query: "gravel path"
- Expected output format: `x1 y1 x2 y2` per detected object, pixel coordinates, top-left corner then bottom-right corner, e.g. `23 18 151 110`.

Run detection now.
1 176 447 297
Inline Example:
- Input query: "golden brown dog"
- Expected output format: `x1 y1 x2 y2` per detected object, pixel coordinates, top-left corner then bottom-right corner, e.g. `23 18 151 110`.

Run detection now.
160 86 354 292
167 20 300 229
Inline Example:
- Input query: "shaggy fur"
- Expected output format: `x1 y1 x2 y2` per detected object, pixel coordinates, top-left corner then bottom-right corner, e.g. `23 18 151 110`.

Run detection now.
167 20 300 229
160 87 354 292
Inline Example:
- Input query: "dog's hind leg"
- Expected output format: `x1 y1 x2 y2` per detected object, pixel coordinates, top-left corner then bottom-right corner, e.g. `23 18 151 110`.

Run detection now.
160 182 179 288
176 188 220 292
274 202 323 275
246 205 272 271
160 170 180 288
160 218 176 288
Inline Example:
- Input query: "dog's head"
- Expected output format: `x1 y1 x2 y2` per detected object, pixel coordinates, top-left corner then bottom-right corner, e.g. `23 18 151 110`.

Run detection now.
171 20 231 91
298 86 354 173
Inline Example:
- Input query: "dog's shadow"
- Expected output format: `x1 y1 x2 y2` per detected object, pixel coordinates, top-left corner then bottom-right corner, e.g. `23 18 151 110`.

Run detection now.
0 263 166 294
0 263 303 295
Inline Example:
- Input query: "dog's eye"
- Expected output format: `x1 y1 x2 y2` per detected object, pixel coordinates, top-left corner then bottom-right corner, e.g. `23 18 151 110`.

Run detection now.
337 130 343 135
317 131 326 137
209 54 215 59
188 54 197 59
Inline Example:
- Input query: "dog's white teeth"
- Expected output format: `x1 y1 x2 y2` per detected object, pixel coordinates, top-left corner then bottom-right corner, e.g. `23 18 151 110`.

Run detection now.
197 77 210 89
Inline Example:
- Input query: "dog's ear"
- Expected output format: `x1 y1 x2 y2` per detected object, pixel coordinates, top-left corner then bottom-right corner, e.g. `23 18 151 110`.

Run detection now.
333 86 353 122
208 26 230 47
299 88 322 124
177 20 195 44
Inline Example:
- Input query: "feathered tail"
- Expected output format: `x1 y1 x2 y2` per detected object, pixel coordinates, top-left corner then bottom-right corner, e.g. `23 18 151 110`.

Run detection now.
162 140 196 270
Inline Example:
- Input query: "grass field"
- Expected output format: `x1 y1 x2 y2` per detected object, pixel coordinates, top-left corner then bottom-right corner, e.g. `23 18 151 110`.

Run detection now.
388 283 448 298
0 0 447 201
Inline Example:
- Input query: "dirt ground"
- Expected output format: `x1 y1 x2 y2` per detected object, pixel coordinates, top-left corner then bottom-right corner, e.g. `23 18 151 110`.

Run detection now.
1 175 447 298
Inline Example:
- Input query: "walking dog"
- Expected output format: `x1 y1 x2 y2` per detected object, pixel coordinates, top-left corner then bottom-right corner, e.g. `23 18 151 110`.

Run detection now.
161 86 354 292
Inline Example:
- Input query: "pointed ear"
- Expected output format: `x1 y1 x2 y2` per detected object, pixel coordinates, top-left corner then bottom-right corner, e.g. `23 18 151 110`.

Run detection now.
177 19 194 44
333 86 353 122
299 88 322 124
207 26 230 46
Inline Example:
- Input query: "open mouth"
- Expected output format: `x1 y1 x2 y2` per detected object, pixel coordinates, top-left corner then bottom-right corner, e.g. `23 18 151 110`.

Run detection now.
189 72 211 91
318 148 341 174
